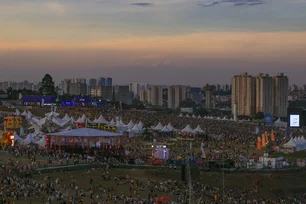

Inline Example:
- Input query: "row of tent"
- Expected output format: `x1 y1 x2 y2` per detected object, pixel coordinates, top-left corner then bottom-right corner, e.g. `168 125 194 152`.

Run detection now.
283 136 306 151
178 113 234 121
152 122 204 134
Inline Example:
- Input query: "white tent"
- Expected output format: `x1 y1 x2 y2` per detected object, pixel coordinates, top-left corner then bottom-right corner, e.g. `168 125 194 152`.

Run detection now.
166 123 175 131
13 132 23 144
93 115 109 124
222 117 227 120
34 136 47 147
192 114 196 118
160 126 171 133
76 114 87 123
294 137 305 151
131 124 142 133
49 128 122 137
45 112 60 118
52 117 72 127
127 120 135 129
27 111 33 120
154 122 164 130
193 125 204 134
23 134 33 145
197 115 202 119
15 109 21 116
181 124 194 133
298 136 306 150
138 121 144 129
70 117 75 124
283 138 296 148
62 113 70 121
21 111 27 117
109 119 116 126
178 113 183 117
274 118 287 128
61 126 72 132
35 118 47 126
185 114 190 118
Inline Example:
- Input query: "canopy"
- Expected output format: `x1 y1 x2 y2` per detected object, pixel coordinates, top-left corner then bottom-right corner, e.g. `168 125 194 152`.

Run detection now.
52 117 72 127
76 114 87 123
154 122 164 130
127 120 135 129
49 128 122 137
160 126 171 133
192 114 196 118
62 113 70 121
283 138 296 148
166 123 175 131
93 115 109 124
138 121 144 129
178 113 183 117
131 124 142 133
15 109 21 116
197 115 202 119
13 132 23 143
21 110 27 116
34 136 47 147
109 119 116 126
274 117 287 128
193 125 204 133
23 134 33 145
45 111 60 118
181 124 194 133
185 114 190 118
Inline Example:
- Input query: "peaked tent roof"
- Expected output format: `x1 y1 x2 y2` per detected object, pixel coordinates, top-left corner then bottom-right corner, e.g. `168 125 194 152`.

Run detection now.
193 125 204 133
283 138 296 148
178 113 183 117
197 115 202 119
127 120 135 129
49 128 122 137
181 124 194 133
192 114 196 118
45 111 60 118
109 119 116 126
166 123 175 131
160 126 171 133
34 136 47 147
76 114 87 123
93 115 109 124
155 122 164 130
62 113 70 121
138 121 144 128
13 132 23 143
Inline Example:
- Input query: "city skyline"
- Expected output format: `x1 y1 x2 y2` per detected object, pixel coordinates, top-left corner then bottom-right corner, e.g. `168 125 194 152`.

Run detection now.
1 0 306 85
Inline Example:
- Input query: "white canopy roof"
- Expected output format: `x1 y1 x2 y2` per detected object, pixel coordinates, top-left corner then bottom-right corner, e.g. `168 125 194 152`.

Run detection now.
70 117 75 124
178 113 183 117
283 138 296 148
45 111 60 118
93 115 109 124
110 119 116 126
181 124 194 133
193 125 204 133
154 122 164 130
76 114 87 123
49 128 122 137
185 114 190 118
138 121 144 128
62 113 70 121
21 110 27 116
131 124 142 133
23 134 33 145
197 115 202 119
192 114 196 118
15 109 21 116
115 120 126 128
166 123 175 131
34 136 47 147
127 120 135 129
13 132 23 143
160 126 171 133
27 111 33 120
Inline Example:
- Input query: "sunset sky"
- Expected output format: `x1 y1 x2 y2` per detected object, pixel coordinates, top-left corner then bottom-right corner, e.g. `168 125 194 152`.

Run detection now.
1 0 306 86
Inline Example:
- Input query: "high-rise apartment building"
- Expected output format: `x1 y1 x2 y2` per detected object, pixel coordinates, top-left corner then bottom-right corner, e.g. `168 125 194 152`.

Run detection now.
232 73 256 116
89 78 97 87
69 82 87 95
105 77 112 86
114 85 133 105
129 82 149 99
151 86 163 106
168 85 189 109
98 77 105 86
232 72 289 117
140 88 152 103
274 73 289 118
255 73 274 114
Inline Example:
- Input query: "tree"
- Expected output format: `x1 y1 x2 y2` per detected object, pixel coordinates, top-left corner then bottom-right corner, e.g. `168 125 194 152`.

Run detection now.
6 87 13 99
39 74 56 95
254 112 264 120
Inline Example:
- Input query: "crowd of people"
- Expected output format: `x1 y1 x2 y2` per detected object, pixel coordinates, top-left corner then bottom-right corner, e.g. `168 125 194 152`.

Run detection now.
1 107 306 203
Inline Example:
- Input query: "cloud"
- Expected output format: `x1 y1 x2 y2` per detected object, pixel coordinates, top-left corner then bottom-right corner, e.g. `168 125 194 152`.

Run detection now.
199 0 264 7
130 3 153 7
46 1 65 14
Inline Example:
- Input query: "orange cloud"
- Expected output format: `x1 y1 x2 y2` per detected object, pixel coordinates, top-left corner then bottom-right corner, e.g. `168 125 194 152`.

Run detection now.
1 32 306 61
